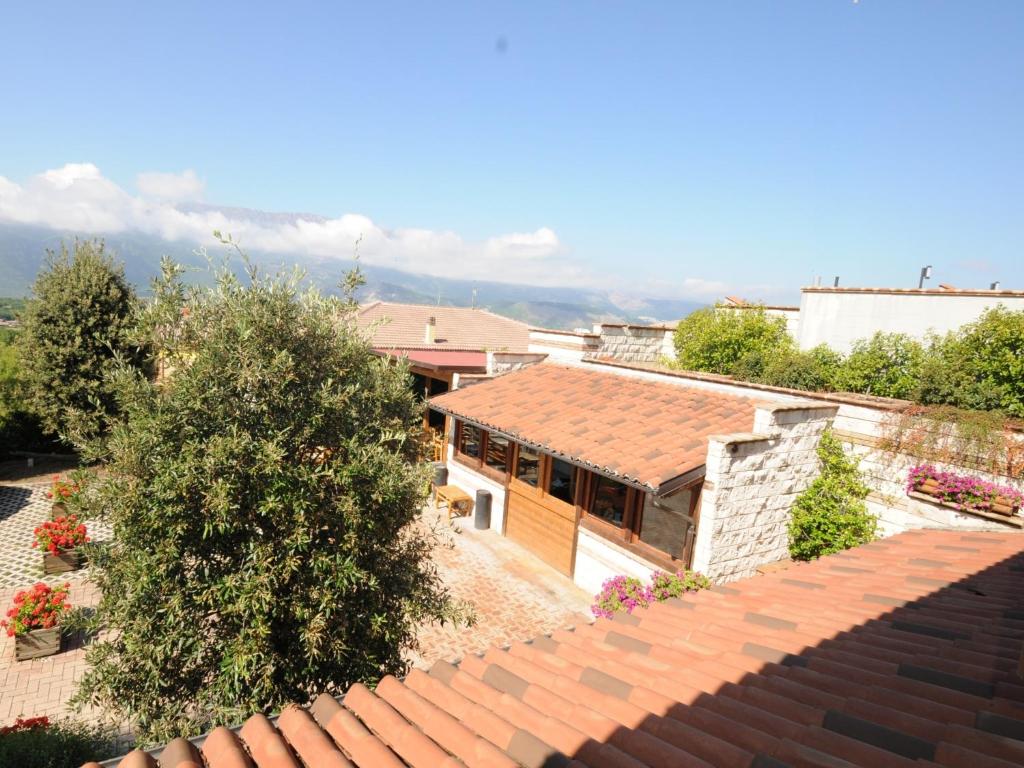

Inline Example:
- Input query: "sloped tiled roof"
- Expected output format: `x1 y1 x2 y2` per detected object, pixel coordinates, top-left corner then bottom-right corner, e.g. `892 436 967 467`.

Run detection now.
88 530 1024 767
429 363 758 490
357 302 530 352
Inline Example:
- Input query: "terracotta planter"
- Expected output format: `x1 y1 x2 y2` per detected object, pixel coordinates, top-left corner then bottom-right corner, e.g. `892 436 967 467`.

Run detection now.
42 549 83 574
14 626 61 661
917 479 940 495
51 502 68 519
991 496 1019 517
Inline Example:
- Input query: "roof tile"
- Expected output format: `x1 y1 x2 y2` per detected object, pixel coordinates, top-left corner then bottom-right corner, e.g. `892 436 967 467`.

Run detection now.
89 531 1024 768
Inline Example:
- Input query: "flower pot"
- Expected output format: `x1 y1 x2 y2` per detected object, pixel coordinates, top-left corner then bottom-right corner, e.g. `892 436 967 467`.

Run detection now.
14 626 61 661
42 549 83 574
991 496 1019 517
51 502 68 519
917 479 940 496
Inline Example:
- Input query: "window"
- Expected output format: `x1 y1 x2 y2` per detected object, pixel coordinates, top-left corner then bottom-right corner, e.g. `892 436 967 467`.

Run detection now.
638 488 694 561
485 434 509 473
516 446 541 487
458 423 481 459
548 458 576 505
591 475 628 526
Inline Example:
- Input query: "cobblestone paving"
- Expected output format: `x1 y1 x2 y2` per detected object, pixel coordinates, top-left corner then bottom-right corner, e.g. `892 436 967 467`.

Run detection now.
0 482 112 589
1 492 593 731
406 504 594 669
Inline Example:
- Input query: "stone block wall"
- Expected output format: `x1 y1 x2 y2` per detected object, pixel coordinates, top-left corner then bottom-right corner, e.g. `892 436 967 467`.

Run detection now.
691 402 839 583
486 352 548 376
594 324 676 364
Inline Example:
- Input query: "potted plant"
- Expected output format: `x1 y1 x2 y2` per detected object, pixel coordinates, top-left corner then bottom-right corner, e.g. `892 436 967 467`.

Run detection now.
907 464 1024 517
2 583 70 661
46 475 82 519
33 515 90 574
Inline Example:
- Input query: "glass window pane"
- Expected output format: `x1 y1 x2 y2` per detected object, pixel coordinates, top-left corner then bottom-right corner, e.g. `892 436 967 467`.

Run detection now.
639 489 693 560
485 434 509 473
516 446 540 487
591 476 628 526
459 424 481 458
549 458 576 505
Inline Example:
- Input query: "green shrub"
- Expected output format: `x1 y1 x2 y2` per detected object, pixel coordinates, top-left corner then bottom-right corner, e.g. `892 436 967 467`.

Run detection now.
72 257 469 743
788 429 876 561
0 716 116 768
17 240 146 447
0 328 59 458
834 332 925 400
732 344 843 392
673 305 791 376
916 307 1024 417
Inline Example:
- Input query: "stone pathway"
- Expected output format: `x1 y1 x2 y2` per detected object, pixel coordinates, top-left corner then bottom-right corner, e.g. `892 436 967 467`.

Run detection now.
407 504 594 669
0 488 594 731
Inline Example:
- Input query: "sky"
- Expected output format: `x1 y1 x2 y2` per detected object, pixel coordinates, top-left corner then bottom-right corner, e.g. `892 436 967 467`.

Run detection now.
1 1 1022 302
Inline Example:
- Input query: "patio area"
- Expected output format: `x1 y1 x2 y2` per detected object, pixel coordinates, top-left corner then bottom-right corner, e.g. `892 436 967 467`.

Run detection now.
0 481 594 729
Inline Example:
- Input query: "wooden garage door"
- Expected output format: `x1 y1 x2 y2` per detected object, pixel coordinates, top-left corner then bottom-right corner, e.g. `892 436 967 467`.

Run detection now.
505 478 577 575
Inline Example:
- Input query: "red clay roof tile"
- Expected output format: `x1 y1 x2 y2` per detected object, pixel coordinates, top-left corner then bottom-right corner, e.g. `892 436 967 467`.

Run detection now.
88 530 1024 768
430 363 758 488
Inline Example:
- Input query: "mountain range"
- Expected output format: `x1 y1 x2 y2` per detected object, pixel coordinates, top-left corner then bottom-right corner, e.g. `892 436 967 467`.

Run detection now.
0 214 703 330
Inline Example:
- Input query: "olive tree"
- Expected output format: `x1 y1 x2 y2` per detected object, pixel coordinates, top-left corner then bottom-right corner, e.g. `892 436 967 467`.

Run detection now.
73 257 468 742
17 240 144 445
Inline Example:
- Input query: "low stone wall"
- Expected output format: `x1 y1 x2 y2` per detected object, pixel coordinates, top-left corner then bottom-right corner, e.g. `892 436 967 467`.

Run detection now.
691 402 838 583
594 324 676 364
486 352 548 375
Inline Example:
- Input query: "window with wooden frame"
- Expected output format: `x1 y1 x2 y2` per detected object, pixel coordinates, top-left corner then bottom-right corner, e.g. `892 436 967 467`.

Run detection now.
580 469 701 568
456 421 482 460
453 420 512 482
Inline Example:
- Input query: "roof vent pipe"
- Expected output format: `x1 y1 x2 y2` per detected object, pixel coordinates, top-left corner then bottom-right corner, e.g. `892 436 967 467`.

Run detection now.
991 281 1001 290
425 316 437 344
833 276 840 287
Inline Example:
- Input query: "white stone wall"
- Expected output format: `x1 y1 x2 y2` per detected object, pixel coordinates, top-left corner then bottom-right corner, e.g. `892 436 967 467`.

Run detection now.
486 351 548 375
798 289 1024 352
527 329 600 362
573 527 657 596
691 403 839 583
594 324 676 364
444 443 507 533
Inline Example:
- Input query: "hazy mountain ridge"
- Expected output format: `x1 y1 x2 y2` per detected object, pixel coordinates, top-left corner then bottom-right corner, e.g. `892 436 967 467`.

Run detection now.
0 221 702 330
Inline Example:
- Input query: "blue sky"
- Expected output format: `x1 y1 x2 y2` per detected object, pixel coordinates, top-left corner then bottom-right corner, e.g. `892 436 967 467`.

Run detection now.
1 1 1022 301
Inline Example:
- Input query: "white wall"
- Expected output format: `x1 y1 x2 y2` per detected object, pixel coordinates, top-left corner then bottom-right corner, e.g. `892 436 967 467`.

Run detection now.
798 289 1024 352
444 443 507 533
527 329 600 362
573 527 657 595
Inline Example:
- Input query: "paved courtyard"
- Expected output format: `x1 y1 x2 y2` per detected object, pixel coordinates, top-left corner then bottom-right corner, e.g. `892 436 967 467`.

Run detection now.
0 479 593 730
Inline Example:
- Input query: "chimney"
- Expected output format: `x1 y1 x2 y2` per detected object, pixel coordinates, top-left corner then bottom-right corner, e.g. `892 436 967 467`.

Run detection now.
425 316 437 344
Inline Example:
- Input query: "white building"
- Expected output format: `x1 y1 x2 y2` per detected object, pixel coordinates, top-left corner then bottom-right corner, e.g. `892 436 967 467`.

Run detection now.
797 285 1024 352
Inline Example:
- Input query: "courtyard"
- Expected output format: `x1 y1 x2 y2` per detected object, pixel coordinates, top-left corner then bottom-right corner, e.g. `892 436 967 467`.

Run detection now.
0 470 592 730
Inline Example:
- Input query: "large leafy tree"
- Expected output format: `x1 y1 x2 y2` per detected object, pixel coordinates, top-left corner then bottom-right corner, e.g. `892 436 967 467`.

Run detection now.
74 257 467 742
17 240 144 445
673 304 792 376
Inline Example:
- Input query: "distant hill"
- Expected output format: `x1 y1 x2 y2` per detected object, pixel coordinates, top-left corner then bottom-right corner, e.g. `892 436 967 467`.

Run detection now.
0 221 702 330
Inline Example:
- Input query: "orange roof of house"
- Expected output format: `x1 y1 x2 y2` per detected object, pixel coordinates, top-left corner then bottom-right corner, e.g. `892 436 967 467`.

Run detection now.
358 301 530 352
88 529 1024 768
429 363 758 490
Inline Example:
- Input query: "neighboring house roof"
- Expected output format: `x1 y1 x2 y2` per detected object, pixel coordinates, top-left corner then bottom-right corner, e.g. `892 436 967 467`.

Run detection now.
357 301 530 352
88 530 1024 768
428 363 758 490
375 349 488 373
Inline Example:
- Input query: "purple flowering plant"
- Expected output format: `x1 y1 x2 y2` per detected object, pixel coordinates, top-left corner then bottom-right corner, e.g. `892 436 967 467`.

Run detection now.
907 464 1024 513
592 570 710 619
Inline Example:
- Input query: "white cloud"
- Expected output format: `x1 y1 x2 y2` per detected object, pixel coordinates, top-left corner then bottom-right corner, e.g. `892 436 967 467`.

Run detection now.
0 163 739 299
136 169 205 202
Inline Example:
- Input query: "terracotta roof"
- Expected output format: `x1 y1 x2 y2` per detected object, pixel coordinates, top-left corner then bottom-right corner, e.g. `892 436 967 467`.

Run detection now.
428 363 758 490
358 302 530 352
87 529 1024 768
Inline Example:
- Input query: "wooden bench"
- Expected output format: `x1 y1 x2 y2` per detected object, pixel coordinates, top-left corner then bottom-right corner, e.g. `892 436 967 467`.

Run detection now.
434 484 474 520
